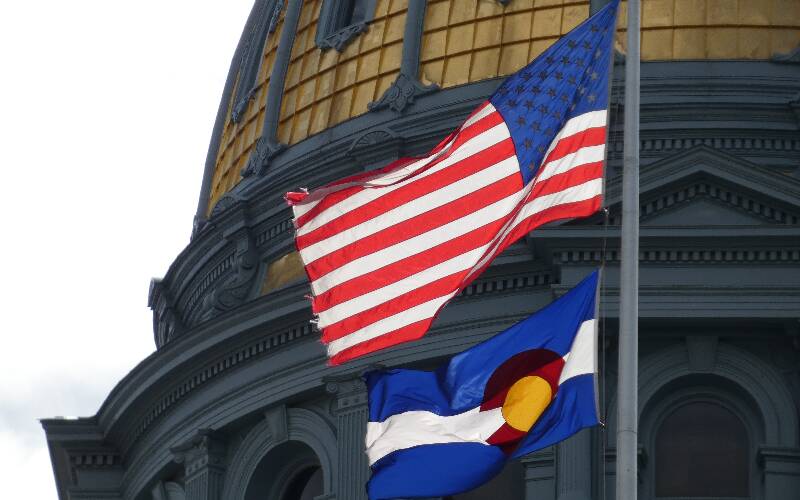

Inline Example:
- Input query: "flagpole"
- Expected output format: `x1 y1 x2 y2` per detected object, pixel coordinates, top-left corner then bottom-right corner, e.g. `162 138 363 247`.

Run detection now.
616 0 640 498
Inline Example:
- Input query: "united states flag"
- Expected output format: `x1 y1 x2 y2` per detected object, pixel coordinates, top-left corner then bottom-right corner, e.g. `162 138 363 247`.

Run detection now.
287 1 618 365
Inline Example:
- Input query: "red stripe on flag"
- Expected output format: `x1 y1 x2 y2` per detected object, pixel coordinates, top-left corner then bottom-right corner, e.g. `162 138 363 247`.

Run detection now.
543 126 607 164
304 172 523 281
294 111 504 228
328 319 435 365
321 272 468 343
312 212 517 314
296 137 515 250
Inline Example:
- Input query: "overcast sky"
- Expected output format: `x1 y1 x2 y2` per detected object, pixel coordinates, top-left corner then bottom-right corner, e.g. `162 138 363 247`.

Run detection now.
0 1 255 497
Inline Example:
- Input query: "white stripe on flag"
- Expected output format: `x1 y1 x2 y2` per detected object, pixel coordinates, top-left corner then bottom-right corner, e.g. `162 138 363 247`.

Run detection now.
300 155 518 264
296 111 507 236
559 319 597 384
543 110 607 161
365 318 596 465
311 190 525 296
365 407 505 466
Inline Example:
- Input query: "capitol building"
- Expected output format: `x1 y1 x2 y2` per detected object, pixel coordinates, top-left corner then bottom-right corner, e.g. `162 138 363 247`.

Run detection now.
43 1 800 499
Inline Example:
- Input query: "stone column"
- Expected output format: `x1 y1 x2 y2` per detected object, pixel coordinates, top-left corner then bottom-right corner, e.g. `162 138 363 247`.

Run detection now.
171 429 226 500
759 446 800 500
326 376 370 500
556 429 593 500
521 448 555 500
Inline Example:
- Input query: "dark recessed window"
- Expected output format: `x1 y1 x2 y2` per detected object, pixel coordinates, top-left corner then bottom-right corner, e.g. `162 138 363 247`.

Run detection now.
283 466 324 500
655 402 749 498
316 0 377 52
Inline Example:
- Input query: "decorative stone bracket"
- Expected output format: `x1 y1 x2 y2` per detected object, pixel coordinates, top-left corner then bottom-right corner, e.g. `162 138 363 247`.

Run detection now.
368 0 438 114
242 136 286 177
149 278 185 348
368 72 438 114
346 127 403 170
171 429 227 500
203 233 259 319
318 22 369 52
771 44 800 64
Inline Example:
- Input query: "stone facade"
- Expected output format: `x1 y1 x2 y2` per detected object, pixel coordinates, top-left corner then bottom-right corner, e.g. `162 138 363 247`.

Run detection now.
43 1 800 499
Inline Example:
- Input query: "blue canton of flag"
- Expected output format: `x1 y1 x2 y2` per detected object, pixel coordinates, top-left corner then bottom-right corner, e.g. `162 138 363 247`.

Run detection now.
364 271 601 500
492 0 618 184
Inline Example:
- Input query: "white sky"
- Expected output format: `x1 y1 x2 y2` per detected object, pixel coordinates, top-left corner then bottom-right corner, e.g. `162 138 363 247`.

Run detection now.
0 1 255 497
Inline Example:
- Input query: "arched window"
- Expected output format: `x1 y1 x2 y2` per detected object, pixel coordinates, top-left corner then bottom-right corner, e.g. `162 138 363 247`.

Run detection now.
655 401 749 498
244 441 324 500
282 466 323 500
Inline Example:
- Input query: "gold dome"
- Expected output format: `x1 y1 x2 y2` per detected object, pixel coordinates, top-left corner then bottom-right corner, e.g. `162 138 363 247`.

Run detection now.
207 0 800 211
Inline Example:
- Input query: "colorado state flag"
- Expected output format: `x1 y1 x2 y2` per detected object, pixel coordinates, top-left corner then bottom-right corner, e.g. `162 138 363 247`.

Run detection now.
364 271 600 499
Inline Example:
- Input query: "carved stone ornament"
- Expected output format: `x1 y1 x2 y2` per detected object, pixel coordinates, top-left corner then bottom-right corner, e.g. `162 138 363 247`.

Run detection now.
149 278 185 348
771 44 800 64
209 192 243 218
231 86 257 123
350 129 396 148
346 127 403 168
368 72 439 114
241 136 286 177
206 236 259 316
170 429 226 477
318 22 369 52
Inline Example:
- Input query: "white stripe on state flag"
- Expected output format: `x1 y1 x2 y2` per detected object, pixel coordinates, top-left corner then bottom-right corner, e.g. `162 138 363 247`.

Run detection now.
559 319 597 384
365 406 505 466
364 318 596 465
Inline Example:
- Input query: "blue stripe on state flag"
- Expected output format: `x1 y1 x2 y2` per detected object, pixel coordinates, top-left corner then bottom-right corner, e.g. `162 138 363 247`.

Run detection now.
491 0 618 184
364 271 601 500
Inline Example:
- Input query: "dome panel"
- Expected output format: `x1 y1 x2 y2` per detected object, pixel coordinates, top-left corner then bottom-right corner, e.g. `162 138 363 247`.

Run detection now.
277 0 406 146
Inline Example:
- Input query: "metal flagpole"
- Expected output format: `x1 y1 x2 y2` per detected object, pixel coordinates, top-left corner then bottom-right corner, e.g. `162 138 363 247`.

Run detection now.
616 0 640 498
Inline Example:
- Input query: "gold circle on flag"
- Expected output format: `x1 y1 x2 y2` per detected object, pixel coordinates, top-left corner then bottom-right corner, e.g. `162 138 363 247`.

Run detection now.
501 375 553 432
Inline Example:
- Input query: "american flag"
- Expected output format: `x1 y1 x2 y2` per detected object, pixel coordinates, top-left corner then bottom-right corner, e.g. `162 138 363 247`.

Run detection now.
287 1 618 365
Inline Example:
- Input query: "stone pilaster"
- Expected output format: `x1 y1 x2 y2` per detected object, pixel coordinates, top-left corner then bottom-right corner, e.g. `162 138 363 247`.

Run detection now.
171 429 226 500
520 448 555 500
326 376 370 500
758 446 800 500
556 429 593 500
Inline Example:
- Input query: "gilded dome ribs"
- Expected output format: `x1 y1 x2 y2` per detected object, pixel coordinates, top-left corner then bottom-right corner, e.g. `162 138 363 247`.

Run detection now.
205 0 800 215
369 0 440 113
243 0 305 178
